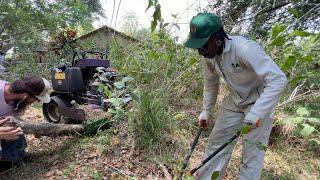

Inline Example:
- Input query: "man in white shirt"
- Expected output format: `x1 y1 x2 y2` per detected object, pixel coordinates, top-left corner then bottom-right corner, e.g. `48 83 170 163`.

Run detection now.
184 13 287 179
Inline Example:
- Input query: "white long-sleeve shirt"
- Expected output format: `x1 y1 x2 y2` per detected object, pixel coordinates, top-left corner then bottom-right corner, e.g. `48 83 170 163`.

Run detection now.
199 35 288 124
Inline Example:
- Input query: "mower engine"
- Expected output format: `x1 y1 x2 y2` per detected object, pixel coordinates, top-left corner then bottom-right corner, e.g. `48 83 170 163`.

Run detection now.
43 50 118 124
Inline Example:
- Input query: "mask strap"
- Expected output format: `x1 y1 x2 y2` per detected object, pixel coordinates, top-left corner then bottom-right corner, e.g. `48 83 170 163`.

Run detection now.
14 96 27 111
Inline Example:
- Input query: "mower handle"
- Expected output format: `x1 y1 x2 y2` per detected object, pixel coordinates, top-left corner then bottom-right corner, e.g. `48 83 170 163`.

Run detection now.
72 50 108 66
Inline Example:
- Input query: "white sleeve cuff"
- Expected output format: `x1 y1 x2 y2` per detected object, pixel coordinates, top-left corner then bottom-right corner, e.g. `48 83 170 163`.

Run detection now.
198 110 210 120
244 111 261 124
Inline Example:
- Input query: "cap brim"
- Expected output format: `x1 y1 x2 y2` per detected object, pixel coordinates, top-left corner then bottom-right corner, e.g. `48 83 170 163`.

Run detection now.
184 36 210 49
36 94 51 103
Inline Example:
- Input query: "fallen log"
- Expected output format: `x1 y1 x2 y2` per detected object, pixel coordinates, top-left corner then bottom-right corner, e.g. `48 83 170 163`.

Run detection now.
9 116 85 137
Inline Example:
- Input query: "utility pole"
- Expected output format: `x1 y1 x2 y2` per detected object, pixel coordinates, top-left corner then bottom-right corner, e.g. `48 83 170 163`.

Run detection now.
187 0 189 22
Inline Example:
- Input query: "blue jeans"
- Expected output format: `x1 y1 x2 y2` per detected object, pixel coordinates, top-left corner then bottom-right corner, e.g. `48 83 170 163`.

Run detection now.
0 135 27 164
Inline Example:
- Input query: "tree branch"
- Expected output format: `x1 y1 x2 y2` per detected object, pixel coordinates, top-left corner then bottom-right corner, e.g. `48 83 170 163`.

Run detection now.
236 1 290 24
267 2 320 44
277 91 320 108
9 116 84 137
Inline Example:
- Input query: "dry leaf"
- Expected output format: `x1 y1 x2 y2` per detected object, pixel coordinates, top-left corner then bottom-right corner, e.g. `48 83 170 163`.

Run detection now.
48 176 55 180
55 169 63 176
45 170 55 177
53 160 59 166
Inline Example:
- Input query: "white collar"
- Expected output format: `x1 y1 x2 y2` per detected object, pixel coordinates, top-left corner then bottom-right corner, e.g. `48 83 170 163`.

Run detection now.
223 37 232 53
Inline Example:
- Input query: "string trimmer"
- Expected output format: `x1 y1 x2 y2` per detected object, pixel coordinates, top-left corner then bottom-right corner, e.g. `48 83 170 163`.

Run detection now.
187 131 240 176
178 127 203 179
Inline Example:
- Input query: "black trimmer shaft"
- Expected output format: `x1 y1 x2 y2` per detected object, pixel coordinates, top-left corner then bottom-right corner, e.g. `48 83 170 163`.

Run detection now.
189 131 240 175
178 127 203 179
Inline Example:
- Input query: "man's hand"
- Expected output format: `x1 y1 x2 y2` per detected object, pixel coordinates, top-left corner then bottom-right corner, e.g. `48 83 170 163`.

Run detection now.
0 118 23 140
247 119 261 131
255 119 261 128
198 118 209 129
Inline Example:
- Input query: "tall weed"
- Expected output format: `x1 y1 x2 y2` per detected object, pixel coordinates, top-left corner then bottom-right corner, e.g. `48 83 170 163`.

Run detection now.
129 89 172 148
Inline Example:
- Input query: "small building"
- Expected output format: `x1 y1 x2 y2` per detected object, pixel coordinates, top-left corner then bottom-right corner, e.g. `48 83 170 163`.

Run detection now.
33 46 49 63
33 26 139 63
74 25 139 52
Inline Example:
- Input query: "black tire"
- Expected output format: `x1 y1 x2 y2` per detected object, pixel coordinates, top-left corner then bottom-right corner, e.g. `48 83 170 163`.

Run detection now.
43 96 71 124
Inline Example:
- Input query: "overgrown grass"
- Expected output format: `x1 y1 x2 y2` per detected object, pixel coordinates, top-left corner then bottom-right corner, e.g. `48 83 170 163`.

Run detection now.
129 89 173 148
106 34 202 151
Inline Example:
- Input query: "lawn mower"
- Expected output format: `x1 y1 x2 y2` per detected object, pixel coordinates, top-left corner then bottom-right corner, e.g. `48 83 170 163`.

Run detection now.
43 50 121 124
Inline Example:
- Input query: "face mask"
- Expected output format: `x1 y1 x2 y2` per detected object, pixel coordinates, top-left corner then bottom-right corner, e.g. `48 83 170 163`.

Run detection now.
197 35 222 59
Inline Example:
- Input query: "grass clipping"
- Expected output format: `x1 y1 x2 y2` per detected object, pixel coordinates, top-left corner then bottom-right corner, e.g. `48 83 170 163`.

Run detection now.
81 105 113 135
84 118 111 135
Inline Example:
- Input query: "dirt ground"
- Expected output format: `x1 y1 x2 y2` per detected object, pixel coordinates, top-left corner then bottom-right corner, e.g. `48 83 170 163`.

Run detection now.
1 105 320 180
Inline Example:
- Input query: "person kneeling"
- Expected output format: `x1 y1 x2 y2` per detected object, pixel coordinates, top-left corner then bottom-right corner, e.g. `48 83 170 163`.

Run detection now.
0 75 51 172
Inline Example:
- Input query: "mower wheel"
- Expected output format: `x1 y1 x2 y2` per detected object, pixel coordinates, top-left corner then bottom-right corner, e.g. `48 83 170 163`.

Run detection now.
43 96 71 124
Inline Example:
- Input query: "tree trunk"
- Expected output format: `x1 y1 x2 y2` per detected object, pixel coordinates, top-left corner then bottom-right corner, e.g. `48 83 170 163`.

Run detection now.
9 116 84 137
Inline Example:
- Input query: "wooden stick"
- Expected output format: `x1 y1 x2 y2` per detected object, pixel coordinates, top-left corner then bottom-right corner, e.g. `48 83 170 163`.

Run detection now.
102 162 135 178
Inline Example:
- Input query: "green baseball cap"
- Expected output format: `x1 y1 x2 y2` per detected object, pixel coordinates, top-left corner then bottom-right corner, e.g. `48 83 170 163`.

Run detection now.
184 13 221 49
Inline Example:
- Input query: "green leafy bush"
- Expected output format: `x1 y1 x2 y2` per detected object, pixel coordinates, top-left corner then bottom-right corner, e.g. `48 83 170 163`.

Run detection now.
267 24 320 144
